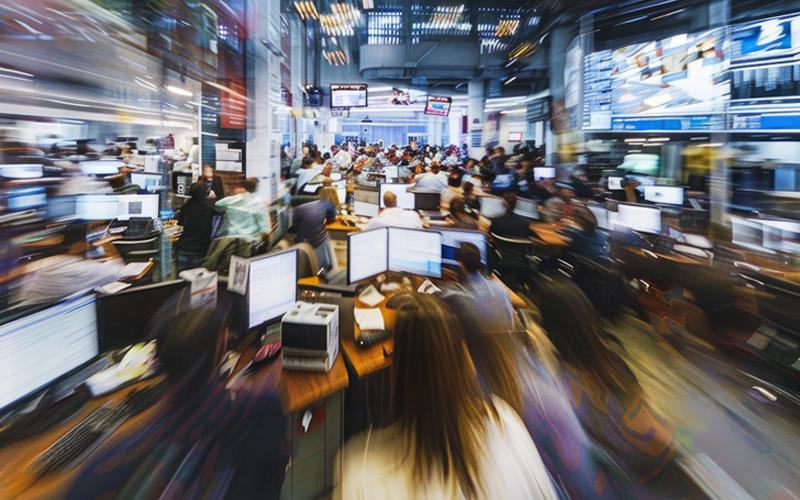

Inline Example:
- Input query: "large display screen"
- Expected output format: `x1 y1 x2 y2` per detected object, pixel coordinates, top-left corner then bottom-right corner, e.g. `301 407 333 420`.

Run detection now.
331 84 368 108
425 95 452 116
584 28 729 131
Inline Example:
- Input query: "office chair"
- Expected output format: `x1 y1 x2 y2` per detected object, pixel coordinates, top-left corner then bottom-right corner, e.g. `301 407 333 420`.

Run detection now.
490 233 537 290
111 231 161 280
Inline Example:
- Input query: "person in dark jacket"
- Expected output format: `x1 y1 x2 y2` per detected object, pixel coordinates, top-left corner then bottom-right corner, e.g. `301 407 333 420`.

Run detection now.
176 182 218 272
490 192 534 239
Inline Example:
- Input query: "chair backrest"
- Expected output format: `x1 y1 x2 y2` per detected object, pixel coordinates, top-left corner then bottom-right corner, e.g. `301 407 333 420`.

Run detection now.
111 232 161 262
490 233 534 270
281 242 319 279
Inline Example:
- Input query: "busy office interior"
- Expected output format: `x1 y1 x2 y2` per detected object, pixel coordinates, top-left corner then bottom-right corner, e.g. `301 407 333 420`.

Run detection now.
2 0 800 498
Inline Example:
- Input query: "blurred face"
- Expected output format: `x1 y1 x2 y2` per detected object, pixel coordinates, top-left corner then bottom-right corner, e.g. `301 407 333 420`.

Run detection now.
203 166 213 179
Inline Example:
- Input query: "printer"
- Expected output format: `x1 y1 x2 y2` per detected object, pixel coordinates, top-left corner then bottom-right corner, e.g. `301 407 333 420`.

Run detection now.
281 301 339 372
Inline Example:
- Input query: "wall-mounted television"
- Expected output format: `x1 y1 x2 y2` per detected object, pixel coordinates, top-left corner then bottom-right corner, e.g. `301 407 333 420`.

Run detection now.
425 95 452 116
331 84 368 109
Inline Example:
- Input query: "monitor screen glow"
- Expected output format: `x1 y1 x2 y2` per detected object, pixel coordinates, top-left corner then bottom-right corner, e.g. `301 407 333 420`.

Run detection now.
388 228 442 278
379 183 415 209
248 249 298 329
117 194 160 221
533 167 556 181
616 204 662 234
0 295 98 412
331 84 368 108
644 186 684 205
425 95 452 116
608 177 624 190
514 198 540 220
348 228 389 284
438 229 487 266
508 132 523 143
76 194 119 220
480 196 506 218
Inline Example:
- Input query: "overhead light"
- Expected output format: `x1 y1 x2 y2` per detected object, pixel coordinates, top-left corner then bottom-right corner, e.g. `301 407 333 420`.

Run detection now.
0 66 33 78
500 108 527 115
504 76 517 85
644 143 664 147
625 138 646 143
651 9 685 21
134 77 158 91
647 137 670 142
166 85 193 97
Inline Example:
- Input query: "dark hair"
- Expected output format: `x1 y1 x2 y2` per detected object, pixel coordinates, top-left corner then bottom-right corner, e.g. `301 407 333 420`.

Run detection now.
448 175 461 188
244 177 258 193
502 192 517 211
189 181 209 201
389 294 497 499
529 279 640 405
301 157 315 168
146 291 231 391
463 182 475 195
457 242 482 273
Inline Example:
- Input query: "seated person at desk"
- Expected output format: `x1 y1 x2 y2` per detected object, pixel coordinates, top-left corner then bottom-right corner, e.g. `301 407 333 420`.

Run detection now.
463 181 481 212
291 198 338 270
64 293 288 500
489 193 534 239
295 157 322 194
215 177 271 242
412 162 448 193
439 172 463 212
365 191 423 230
446 197 480 230
203 163 225 200
337 294 557 500
176 182 218 272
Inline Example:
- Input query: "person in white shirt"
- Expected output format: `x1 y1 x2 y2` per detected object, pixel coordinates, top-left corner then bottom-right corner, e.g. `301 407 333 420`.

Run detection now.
413 163 448 193
364 191 423 231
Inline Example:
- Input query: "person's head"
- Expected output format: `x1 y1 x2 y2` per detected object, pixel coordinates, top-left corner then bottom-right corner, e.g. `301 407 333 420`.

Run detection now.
301 157 315 169
430 163 440 174
147 292 231 391
383 191 397 208
457 242 482 274
331 145 339 154
529 279 640 404
203 163 214 179
449 196 469 217
463 181 475 196
389 293 496 498
495 147 505 157
323 152 331 160
447 174 461 188
243 177 258 193
188 181 210 201
502 192 517 212
464 158 477 170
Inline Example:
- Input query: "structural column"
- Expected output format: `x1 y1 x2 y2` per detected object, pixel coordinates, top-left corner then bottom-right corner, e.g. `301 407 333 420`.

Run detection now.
468 80 485 159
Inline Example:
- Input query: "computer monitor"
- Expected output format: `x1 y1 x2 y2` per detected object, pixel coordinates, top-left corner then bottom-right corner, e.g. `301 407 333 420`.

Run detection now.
248 249 299 330
348 227 389 284
379 183 415 209
7 187 47 211
615 204 662 234
354 188 380 217
762 220 800 254
438 228 487 267
514 198 540 220
117 194 160 221
47 195 77 220
608 177 624 190
0 294 99 412
626 174 656 193
388 227 442 278
76 194 119 221
586 203 611 230
644 186 684 206
480 196 506 219
382 167 399 180
97 280 187 351
413 191 440 211
131 173 165 192
732 217 766 251
533 167 556 181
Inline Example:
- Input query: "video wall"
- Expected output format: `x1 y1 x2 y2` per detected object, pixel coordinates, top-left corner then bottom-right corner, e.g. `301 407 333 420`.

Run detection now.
584 28 729 131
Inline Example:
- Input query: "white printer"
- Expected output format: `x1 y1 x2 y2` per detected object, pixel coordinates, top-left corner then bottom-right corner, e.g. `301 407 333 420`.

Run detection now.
281 301 339 372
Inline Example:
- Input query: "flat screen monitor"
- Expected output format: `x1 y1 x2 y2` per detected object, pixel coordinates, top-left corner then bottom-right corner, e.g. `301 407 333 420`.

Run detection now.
382 167 399 180
413 191 440 211
438 228 487 266
508 132 523 143
480 196 506 219
644 186 684 206
330 84 368 108
248 249 298 330
586 204 611 230
388 227 442 278
608 177 624 190
79 160 125 176
379 183 415 209
514 198 540 220
76 194 119 220
131 173 165 192
533 167 556 181
615 204 662 234
7 186 47 211
424 95 452 116
762 220 800 254
348 227 389 284
732 217 765 251
354 201 379 217
0 294 99 412
97 280 187 352
117 194 160 221
47 195 77 220
354 188 379 217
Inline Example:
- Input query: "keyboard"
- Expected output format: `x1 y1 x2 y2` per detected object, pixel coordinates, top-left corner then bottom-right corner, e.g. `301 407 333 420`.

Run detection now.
32 381 165 475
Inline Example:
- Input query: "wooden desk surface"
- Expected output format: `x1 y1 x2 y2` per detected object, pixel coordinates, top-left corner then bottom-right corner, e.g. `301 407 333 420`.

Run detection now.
529 224 571 247
325 221 361 233
277 355 348 414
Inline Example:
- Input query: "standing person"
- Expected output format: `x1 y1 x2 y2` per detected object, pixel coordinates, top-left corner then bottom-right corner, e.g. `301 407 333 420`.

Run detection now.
215 178 271 241
203 163 225 200
489 192 534 238
336 294 557 500
176 182 218 272
295 157 322 194
291 198 338 270
447 197 480 230
463 181 481 212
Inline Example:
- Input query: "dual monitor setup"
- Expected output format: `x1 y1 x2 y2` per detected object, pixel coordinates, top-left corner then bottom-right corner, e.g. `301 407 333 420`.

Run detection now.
354 185 440 217
585 202 664 235
48 194 161 222
347 227 488 285
607 175 686 207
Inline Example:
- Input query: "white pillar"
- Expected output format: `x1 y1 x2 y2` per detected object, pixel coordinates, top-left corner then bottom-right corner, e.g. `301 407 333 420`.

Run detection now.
468 80 485 159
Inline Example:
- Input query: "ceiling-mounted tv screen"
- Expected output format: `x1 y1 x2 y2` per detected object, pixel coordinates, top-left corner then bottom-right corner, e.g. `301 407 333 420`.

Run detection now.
425 95 452 116
331 84 368 109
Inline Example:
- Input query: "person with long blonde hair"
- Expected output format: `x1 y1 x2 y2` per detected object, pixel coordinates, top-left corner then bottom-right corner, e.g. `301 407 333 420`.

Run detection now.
336 293 556 500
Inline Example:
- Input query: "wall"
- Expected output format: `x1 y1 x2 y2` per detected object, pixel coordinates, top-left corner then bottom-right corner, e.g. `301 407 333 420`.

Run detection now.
498 114 527 152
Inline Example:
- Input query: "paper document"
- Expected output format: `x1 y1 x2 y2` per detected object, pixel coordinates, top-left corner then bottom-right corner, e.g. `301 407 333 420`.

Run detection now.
417 279 441 294
358 284 385 307
95 281 132 295
354 308 385 331
119 261 152 279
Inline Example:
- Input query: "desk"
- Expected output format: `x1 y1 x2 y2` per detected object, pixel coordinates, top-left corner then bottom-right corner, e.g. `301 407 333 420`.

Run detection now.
325 221 361 234
278 355 349 414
